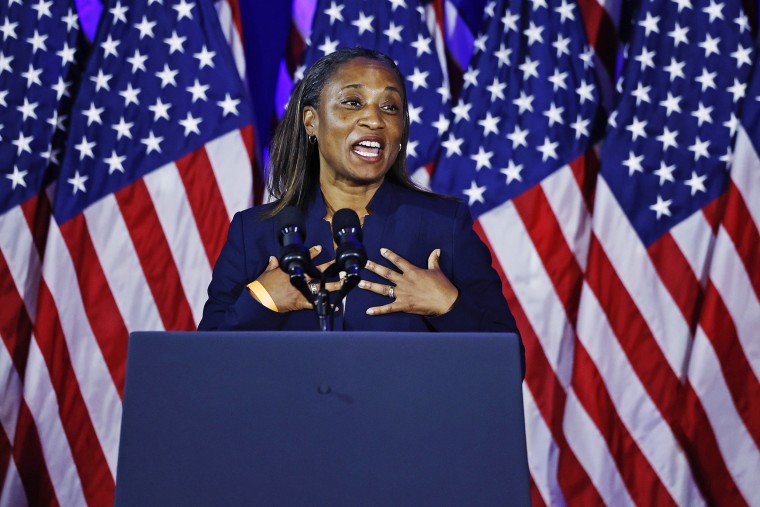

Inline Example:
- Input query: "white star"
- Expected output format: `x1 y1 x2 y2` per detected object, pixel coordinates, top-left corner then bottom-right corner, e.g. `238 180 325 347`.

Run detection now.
324 1 344 24
127 50 148 72
543 102 564 127
101 35 120 58
135 16 156 39
494 43 511 67
351 11 374 35
654 161 676 185
724 113 739 137
684 171 707 195
634 47 656 70
720 147 733 167
463 181 486 205
484 1 496 17
179 112 202 136
411 34 432 58
82 103 104 126
667 23 689 47
90 69 112 92
553 34 570 57
659 92 682 116
432 113 450 136
570 115 590 139
110 1 128 23
164 30 186 54
698 33 720 57
579 46 594 69
663 57 685 81
639 12 660 36
52 77 71 100
631 82 651 105
672 0 692 12
0 89 7 106
218 93 240 116
463 67 479 88
656 127 679 150
104 150 126 174
383 21 403 44
478 112 500 136
470 147 494 171
0 52 13 75
622 151 644 175
148 98 171 121
441 134 464 157
67 171 88 194
524 22 544 46
6 166 28 189
731 45 752 68
32 0 53 19
702 0 724 22
557 0 575 22
75 136 96 160
452 101 472 122
187 79 209 102
112 117 134 140
486 78 506 101
537 137 559 162
691 102 713 126
548 68 568 91
507 124 529 148
649 195 672 219
735 14 750 33
694 68 716 91
0 19 18 41
531 0 548 10
173 0 194 20
436 84 451 103
500 160 523 184
408 103 423 124
56 42 77 65
406 139 418 158
26 30 48 53
155 64 179 87
519 57 539 79
388 0 407 10
62 8 78 31
473 34 488 53
501 10 519 31
21 64 43 87
141 131 164 154
194 45 216 68
688 137 710 160
407 67 429 91
626 117 648 141
16 98 38 121
513 91 534 114
12 133 33 155
576 80 595 104
119 84 140 106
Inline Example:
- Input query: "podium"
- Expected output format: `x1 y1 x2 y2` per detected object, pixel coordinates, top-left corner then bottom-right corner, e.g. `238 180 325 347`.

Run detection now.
115 331 529 506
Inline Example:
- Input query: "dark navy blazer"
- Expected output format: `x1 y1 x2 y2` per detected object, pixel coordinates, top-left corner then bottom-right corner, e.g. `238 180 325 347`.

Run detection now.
198 180 519 333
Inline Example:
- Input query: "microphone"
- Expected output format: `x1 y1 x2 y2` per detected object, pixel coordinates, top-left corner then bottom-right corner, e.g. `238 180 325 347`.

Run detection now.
327 208 367 299
277 206 320 301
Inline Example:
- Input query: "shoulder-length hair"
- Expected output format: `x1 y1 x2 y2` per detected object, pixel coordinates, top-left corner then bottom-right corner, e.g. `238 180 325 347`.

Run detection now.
264 47 426 218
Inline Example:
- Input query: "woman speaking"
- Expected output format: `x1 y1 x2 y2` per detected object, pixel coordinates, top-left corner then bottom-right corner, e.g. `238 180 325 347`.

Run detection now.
198 47 519 334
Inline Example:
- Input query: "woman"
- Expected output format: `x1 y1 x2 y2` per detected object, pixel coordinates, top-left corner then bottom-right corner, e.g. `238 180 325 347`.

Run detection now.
199 47 519 334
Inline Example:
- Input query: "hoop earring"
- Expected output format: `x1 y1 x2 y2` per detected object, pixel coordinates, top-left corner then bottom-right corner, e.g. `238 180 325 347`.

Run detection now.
308 135 317 145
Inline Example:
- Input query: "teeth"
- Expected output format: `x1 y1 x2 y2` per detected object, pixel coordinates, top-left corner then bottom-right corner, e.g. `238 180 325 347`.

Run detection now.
357 140 381 148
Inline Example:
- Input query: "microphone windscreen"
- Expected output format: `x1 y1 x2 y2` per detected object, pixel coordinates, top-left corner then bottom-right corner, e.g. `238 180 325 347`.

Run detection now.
277 206 305 230
332 208 362 241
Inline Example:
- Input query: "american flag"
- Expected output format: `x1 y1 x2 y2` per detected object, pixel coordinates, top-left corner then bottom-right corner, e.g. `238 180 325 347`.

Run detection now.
0 0 256 504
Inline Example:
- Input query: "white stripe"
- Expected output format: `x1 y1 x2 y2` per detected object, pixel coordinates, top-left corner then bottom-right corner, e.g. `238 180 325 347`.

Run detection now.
425 3 450 90
563 389 635 507
732 126 760 226
592 177 690 376
480 201 575 387
42 220 123 475
144 163 213 325
83 195 164 332
0 340 21 443
214 0 247 82
23 337 86 507
0 452 28 507
540 163 592 268
576 282 705 506
523 385 567 507
708 225 760 376
206 131 254 219
688 327 760 505
0 207 41 316
669 210 715 287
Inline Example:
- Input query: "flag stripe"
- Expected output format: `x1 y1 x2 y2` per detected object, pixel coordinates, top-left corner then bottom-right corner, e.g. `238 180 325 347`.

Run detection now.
0 252 33 380
720 181 760 300
114 181 196 331
522 385 565 507
206 130 255 220
0 428 29 507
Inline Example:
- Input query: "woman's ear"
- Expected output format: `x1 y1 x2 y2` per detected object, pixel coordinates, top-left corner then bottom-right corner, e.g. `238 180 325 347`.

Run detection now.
303 106 317 136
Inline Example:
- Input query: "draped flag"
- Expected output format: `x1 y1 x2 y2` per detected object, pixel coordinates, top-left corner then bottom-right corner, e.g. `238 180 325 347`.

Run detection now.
575 0 757 504
0 0 255 503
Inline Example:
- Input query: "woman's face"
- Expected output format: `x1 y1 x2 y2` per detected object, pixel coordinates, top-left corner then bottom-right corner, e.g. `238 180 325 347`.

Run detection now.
303 58 405 187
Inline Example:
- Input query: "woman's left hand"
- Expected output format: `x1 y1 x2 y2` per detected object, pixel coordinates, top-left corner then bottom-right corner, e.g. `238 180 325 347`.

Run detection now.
359 248 459 316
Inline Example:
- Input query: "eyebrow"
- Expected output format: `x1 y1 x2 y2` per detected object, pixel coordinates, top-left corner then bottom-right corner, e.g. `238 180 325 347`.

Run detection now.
340 84 402 94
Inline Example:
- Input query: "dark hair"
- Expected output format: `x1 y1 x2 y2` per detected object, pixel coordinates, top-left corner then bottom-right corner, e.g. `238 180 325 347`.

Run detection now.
265 47 426 217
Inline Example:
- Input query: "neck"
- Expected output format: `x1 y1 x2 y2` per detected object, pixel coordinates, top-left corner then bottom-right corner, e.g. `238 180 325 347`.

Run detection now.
319 175 383 221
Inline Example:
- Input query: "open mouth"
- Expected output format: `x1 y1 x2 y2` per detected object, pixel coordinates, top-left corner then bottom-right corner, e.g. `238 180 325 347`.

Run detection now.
352 139 384 159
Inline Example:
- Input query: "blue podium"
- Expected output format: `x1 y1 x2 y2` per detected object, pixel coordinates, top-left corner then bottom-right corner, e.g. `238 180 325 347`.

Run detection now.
115 331 529 506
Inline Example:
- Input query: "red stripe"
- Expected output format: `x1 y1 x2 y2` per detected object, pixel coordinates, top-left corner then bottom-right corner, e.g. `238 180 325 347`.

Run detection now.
58 216 129 396
21 194 52 260
474 221 604 505
285 20 305 75
568 149 599 213
576 0 619 80
699 281 760 447
530 475 547 507
34 281 115 506
0 251 33 379
175 147 231 267
115 179 195 330
225 0 244 40
0 424 11 499
721 180 760 300
11 401 59 506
